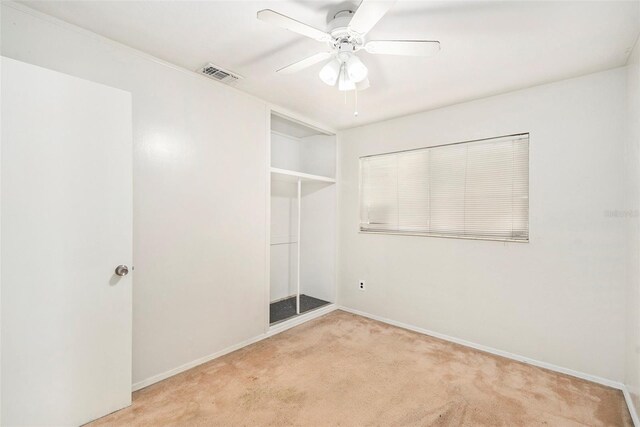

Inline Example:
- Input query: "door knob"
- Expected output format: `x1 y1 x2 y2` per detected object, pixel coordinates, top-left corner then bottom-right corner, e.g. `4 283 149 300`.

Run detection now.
115 265 129 277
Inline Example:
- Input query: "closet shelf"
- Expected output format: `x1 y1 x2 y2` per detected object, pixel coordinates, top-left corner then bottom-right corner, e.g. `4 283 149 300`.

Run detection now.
270 167 336 184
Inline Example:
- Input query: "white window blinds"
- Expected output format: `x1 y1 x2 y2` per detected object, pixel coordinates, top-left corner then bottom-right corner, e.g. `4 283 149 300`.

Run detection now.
359 134 529 241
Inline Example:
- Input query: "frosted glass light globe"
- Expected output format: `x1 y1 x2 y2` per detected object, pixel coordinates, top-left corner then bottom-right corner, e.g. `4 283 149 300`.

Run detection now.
346 55 368 83
319 58 341 86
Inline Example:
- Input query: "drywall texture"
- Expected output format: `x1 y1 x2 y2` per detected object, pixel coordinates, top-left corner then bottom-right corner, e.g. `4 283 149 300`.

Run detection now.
338 68 628 382
626 35 640 418
1 4 267 385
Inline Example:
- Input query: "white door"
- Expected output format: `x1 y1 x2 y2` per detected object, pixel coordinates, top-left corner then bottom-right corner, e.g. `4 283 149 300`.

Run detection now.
1 57 133 426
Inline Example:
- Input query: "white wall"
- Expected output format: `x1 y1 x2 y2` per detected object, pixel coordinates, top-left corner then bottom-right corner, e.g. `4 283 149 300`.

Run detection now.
625 35 640 418
271 132 303 173
1 3 268 386
299 135 337 178
338 68 628 382
271 132 336 178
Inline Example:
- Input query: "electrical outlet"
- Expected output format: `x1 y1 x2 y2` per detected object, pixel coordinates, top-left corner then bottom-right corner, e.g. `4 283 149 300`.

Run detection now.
358 280 365 291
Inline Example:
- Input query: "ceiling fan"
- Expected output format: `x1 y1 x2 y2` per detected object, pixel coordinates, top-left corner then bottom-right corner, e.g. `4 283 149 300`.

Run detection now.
257 0 440 92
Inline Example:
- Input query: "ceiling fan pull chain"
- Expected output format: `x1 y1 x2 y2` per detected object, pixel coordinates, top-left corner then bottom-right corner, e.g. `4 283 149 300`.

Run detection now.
354 88 359 117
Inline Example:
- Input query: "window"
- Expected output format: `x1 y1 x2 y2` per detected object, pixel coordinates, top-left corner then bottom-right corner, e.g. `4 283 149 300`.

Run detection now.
359 134 529 242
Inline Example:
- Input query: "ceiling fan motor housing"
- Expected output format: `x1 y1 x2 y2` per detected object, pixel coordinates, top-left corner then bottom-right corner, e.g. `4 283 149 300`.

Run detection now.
328 10 364 51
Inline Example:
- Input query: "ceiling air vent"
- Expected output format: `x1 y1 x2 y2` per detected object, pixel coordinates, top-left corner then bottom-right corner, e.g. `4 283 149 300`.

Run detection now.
199 63 242 84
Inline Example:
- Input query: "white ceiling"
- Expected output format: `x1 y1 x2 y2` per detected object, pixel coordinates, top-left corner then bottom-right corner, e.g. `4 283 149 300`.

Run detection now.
21 0 640 130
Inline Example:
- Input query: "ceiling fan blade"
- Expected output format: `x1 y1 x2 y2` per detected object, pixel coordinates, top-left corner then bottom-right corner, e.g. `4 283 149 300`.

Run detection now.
348 0 396 36
257 9 331 42
277 52 333 74
365 40 441 56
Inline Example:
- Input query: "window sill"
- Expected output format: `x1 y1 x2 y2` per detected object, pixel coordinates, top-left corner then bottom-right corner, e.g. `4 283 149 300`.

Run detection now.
358 230 529 243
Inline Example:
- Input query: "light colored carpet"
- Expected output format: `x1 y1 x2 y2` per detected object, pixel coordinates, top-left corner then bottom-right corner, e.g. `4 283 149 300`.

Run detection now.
91 310 632 426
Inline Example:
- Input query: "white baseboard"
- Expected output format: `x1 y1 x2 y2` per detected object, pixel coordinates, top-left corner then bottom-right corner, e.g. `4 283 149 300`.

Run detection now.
131 304 337 392
340 307 640 425
132 303 637 426
131 334 266 392
338 306 624 390
623 386 640 426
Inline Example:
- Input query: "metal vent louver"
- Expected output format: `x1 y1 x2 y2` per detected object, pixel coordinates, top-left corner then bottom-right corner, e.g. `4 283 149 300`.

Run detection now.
199 63 242 84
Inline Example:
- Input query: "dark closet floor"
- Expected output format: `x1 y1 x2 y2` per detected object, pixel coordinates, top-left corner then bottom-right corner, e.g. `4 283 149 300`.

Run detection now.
269 294 330 324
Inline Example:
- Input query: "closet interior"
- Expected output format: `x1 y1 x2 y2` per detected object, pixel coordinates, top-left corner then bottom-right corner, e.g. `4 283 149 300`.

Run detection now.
269 113 336 325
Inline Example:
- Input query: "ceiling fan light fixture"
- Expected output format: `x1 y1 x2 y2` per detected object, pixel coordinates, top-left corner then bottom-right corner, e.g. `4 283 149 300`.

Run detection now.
319 58 341 86
338 67 356 91
346 55 368 83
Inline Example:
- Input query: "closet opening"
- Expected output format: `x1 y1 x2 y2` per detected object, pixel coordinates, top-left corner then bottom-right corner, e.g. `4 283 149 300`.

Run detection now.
269 112 336 325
